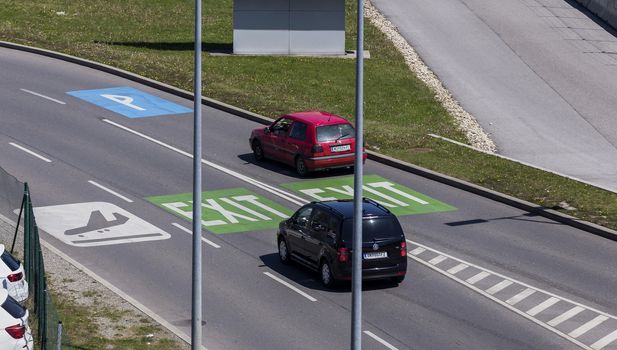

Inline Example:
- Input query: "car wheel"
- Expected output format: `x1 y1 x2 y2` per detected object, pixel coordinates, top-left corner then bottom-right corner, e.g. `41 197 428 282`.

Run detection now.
320 260 336 288
253 141 265 161
295 156 309 177
278 238 290 264
392 275 405 284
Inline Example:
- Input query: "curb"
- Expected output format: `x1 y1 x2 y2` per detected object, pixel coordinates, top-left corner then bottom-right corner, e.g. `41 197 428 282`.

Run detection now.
2 40 616 243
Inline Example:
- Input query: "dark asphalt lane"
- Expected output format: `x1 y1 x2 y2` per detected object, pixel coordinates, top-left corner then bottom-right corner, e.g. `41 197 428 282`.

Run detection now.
1 47 616 349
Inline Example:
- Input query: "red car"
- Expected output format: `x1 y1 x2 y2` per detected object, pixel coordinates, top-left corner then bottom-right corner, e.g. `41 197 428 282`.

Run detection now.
250 111 366 176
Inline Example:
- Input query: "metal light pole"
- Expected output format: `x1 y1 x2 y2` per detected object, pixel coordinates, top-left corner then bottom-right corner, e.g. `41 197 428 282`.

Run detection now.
192 0 203 348
351 0 365 348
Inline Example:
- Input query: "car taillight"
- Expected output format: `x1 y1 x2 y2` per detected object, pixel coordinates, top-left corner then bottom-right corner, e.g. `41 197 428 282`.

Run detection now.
5 324 25 339
7 272 22 282
400 241 407 257
337 247 349 263
311 145 323 153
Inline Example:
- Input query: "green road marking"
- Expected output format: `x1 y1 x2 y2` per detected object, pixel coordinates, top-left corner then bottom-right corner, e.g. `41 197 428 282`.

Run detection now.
147 188 294 234
282 175 456 216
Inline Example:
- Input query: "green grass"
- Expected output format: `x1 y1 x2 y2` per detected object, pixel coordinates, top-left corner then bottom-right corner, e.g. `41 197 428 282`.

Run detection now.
1 0 615 231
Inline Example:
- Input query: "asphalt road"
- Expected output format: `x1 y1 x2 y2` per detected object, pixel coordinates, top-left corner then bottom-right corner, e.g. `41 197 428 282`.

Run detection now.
1 47 617 349
370 0 617 192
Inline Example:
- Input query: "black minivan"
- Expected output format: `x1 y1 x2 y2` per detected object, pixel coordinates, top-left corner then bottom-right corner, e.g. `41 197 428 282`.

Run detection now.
277 198 407 287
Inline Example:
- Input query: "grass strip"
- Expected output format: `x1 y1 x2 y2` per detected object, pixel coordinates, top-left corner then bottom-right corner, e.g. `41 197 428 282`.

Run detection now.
0 0 615 231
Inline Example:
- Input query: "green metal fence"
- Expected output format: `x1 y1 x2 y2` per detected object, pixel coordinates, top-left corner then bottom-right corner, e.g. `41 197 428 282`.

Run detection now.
12 183 68 350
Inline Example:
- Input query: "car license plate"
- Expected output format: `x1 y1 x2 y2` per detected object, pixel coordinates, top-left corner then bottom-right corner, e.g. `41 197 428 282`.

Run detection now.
363 251 388 260
330 144 351 152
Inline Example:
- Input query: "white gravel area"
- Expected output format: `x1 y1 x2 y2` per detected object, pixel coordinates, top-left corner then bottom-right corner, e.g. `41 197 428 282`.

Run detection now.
365 1 497 153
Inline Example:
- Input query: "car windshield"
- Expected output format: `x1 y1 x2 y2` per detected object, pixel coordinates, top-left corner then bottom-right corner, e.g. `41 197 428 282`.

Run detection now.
1 295 25 319
316 124 354 142
1 251 20 272
341 217 404 242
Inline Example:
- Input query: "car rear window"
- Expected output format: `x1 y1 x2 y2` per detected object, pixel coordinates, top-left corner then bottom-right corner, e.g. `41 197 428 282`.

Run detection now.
316 124 354 142
2 295 25 318
341 217 404 242
1 251 20 272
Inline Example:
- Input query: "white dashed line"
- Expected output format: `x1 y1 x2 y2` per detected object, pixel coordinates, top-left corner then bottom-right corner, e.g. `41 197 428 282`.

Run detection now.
591 330 617 350
363 331 399 350
20 88 66 104
88 180 133 203
9 142 52 163
446 263 468 275
527 297 560 316
409 247 425 255
171 223 221 249
569 316 609 338
486 280 513 295
405 239 617 350
263 272 316 302
506 288 536 306
548 306 586 327
428 255 447 265
466 271 490 285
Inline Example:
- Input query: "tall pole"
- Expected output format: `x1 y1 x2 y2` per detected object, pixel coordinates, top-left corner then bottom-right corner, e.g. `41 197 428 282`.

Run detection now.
192 0 203 348
351 0 364 348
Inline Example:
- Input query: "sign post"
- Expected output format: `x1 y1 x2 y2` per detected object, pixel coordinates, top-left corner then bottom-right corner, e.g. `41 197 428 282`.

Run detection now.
351 0 365 348
192 0 203 348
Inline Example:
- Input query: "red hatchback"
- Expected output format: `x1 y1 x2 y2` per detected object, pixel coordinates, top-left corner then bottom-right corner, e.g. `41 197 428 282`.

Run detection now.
250 111 366 176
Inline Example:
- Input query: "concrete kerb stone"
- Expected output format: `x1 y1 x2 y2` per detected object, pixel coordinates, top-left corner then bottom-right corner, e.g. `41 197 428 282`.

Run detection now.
2 41 616 243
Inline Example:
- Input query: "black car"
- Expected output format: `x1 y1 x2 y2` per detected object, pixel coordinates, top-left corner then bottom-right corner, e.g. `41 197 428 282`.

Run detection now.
277 198 407 287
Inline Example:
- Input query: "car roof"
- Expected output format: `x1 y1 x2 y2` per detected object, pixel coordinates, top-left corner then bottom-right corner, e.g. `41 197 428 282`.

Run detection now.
285 111 351 127
0 244 4 254
313 199 392 219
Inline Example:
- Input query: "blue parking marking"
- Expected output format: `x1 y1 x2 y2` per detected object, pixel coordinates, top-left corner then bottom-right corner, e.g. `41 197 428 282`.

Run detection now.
67 87 192 118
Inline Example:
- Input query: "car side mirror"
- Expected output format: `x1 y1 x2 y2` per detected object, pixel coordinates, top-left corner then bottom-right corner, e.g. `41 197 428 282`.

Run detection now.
264 126 271 134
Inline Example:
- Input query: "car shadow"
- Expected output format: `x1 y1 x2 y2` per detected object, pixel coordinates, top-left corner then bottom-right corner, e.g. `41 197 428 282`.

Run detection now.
259 253 400 293
237 153 355 180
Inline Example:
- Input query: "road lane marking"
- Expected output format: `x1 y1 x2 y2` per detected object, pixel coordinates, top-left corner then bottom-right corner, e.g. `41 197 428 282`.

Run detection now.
549 306 586 327
409 247 425 256
88 180 133 203
466 271 490 285
591 330 617 350
20 88 66 104
428 255 447 265
363 331 399 350
527 297 560 316
171 223 221 248
9 142 52 163
405 239 617 350
506 288 536 306
569 316 609 338
103 119 308 206
486 280 513 295
447 263 468 275
263 272 316 302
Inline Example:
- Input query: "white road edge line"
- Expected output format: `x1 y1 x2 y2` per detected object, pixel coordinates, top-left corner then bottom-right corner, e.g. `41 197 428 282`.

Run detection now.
19 88 66 104
263 272 316 302
9 142 52 163
363 330 399 350
406 239 594 350
88 180 134 203
102 119 309 206
171 223 221 249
